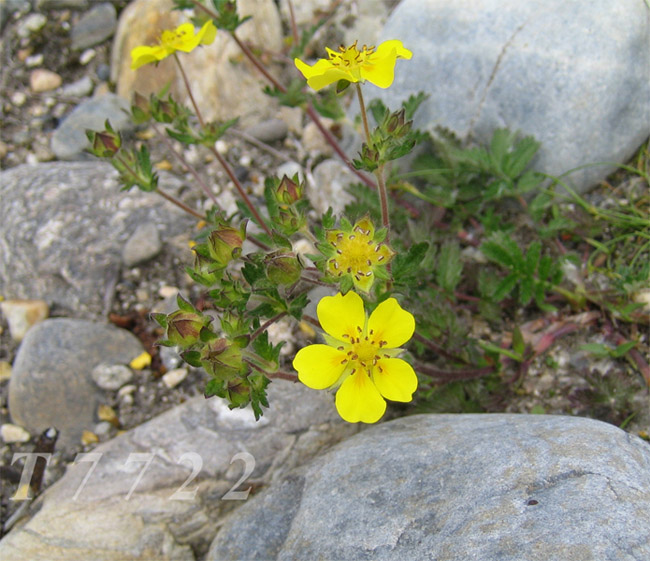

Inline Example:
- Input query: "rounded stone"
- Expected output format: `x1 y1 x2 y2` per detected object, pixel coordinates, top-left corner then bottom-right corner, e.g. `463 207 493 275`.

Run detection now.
29 69 62 93
122 222 162 267
374 0 650 194
8 319 143 447
91 363 134 391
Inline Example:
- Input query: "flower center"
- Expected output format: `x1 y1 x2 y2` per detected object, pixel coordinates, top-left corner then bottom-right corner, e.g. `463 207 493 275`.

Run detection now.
161 28 188 49
329 41 375 71
327 224 386 282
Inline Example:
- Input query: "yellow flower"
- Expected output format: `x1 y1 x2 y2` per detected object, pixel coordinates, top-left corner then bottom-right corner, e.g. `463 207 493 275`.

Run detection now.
324 216 394 293
294 39 412 91
293 291 417 423
131 20 217 70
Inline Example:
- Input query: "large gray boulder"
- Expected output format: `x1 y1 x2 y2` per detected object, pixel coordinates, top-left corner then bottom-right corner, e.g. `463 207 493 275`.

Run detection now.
0 381 357 561
0 162 194 318
208 414 650 560
375 0 650 193
8 318 144 447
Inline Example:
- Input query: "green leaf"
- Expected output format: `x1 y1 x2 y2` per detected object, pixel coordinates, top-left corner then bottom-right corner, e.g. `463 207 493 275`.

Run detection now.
181 350 203 368
204 378 226 398
288 293 309 320
512 325 525 356
504 136 540 178
151 313 168 329
493 273 518 301
401 92 428 120
519 275 534 305
176 293 195 313
612 341 637 358
392 242 429 284
579 343 612 358
436 241 463 294
524 241 541 276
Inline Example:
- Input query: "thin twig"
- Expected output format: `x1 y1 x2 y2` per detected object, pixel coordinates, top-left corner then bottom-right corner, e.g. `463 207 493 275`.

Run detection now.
151 122 220 205
249 312 287 341
156 188 205 219
412 332 472 365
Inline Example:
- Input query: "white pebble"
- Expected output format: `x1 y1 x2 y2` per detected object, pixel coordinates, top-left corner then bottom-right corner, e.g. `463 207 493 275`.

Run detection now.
162 367 188 388
11 91 27 107
25 54 44 68
1 423 31 443
79 49 96 65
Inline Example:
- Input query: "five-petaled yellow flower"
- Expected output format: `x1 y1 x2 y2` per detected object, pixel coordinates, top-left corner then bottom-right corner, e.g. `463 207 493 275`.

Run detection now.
324 216 394 293
294 39 412 91
131 20 217 70
293 291 417 423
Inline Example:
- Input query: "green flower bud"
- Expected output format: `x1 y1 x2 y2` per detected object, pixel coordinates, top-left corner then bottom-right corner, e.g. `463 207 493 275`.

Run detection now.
131 92 151 124
265 251 302 285
166 310 211 347
206 220 247 266
86 125 121 158
200 337 244 380
276 175 303 205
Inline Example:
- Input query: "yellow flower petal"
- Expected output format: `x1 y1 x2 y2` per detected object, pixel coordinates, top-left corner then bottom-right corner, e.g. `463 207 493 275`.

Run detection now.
317 291 365 341
294 58 354 91
373 358 418 402
293 344 347 389
335 370 386 423
368 298 415 348
131 45 170 70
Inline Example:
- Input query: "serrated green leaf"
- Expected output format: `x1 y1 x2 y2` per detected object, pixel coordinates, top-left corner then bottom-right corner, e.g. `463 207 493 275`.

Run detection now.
181 350 203 368
493 273 518 301
204 378 226 398
339 274 354 294
436 241 463 294
524 241 541 276
504 136 539 178
151 313 168 329
519 276 534 306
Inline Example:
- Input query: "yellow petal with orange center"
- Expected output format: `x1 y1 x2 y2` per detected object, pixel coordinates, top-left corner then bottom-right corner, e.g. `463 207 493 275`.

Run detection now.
368 298 415 348
317 291 365 341
293 344 347 390
335 370 386 423
373 358 417 402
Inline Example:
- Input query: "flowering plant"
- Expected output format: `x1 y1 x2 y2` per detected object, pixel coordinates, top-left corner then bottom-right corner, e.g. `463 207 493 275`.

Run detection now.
88 0 648 431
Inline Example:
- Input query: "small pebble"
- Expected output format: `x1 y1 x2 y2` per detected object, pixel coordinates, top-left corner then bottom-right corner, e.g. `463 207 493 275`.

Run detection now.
11 91 27 107
246 118 288 143
17 13 47 38
93 421 112 438
158 285 179 299
0 361 11 382
79 48 96 65
91 363 133 390
30 69 62 93
0 141 8 160
162 367 188 389
215 139 228 154
0 299 49 342
60 75 93 97
135 288 149 302
96 63 110 81
1 423 31 443
81 430 99 445
97 404 119 425
25 54 44 68
71 2 117 50
302 119 335 155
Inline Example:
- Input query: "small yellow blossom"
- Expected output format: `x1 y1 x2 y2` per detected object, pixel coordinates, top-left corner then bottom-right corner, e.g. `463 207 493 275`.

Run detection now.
294 39 412 91
293 291 417 423
325 216 394 293
131 20 217 70
129 351 152 370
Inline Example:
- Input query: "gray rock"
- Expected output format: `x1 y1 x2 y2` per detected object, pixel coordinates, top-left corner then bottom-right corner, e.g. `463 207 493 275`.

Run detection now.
309 158 355 214
60 75 94 98
70 2 116 50
374 0 650 194
122 221 162 267
208 414 650 561
51 93 131 160
246 119 289 143
0 162 194 317
0 0 30 33
0 381 357 561
8 318 143 447
91 363 134 391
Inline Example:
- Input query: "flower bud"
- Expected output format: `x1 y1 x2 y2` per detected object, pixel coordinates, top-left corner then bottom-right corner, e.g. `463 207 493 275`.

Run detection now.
86 128 121 158
131 92 151 124
200 337 244 380
265 251 302 285
166 310 210 347
206 221 247 266
276 175 303 205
